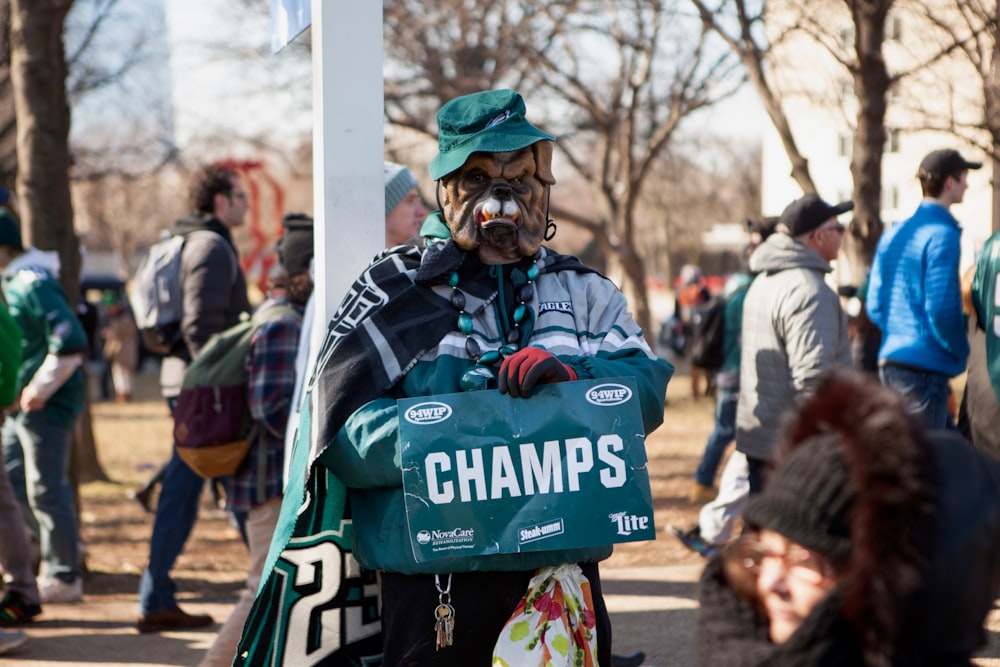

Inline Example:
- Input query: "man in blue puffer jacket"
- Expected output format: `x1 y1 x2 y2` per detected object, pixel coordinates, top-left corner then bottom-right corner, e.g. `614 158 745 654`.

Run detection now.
867 148 979 429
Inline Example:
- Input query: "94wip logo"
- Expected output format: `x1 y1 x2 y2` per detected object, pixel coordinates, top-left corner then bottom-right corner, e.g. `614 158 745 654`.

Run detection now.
586 383 632 406
404 401 453 425
609 511 650 536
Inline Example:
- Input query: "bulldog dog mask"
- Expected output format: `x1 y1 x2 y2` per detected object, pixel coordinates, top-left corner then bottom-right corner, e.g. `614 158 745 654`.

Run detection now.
439 141 555 265
429 89 557 264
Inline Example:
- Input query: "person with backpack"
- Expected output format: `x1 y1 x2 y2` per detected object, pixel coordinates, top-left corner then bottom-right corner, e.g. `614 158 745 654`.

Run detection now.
0 207 89 604
136 164 252 634
675 264 712 399
672 217 776 552
197 215 311 667
687 275 750 503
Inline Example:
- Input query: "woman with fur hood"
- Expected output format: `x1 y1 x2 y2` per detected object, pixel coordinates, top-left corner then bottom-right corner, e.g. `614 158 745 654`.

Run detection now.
697 370 1000 666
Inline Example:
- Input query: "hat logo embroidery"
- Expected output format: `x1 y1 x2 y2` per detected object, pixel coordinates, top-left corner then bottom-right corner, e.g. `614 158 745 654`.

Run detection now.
485 110 511 129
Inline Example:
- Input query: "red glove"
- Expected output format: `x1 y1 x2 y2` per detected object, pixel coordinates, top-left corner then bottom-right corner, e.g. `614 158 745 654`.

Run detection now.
497 347 577 398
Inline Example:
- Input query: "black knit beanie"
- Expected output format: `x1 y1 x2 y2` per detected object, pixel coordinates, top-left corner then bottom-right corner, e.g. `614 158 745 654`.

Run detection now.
743 433 855 565
276 213 314 276
0 207 23 249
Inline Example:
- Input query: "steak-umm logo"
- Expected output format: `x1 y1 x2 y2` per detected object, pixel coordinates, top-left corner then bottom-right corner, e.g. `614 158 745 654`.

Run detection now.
586 383 632 406
404 401 453 425
519 519 565 545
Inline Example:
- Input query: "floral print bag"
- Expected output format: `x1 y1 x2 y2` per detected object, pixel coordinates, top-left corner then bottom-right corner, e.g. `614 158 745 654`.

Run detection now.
492 563 599 667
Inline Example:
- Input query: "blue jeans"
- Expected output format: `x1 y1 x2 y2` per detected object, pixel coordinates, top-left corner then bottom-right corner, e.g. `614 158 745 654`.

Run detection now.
879 363 956 431
138 397 207 615
2 410 80 583
694 386 737 488
0 442 39 603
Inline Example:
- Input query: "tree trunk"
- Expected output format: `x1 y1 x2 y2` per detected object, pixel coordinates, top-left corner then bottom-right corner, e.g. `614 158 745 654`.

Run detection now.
9 0 107 483
617 234 654 348
0 0 16 194
988 6 1000 235
845 0 890 285
9 0 75 280
74 375 108 483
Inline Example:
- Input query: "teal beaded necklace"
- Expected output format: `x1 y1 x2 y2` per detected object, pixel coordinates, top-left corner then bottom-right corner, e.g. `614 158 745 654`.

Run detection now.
452 259 540 391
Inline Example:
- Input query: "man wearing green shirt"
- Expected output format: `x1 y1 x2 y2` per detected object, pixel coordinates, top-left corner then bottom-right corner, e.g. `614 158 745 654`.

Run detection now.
0 208 88 604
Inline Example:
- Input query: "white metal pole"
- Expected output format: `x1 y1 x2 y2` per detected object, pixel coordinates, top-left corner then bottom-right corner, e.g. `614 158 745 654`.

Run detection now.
310 0 385 356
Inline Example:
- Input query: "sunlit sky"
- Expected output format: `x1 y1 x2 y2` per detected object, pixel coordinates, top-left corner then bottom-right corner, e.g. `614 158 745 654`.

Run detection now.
164 0 311 154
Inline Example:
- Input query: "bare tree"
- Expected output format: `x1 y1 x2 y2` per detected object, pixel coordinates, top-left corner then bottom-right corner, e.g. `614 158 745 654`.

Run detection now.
694 0 893 281
75 169 186 275
65 0 180 182
841 0 893 275
384 0 568 133
10 0 78 295
961 0 1000 233
10 0 111 483
385 0 743 335
691 0 817 195
652 137 762 273
907 1 1000 232
543 2 744 332
0 0 14 194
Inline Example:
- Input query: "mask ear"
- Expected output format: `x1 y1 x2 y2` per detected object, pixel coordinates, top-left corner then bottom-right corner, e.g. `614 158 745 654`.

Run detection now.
532 141 555 186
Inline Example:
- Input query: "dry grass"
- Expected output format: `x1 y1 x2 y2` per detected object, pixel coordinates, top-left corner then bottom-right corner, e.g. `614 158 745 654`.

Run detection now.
83 371 248 596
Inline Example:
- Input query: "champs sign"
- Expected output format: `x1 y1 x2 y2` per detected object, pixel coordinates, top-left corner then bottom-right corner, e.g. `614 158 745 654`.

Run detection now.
398 377 655 562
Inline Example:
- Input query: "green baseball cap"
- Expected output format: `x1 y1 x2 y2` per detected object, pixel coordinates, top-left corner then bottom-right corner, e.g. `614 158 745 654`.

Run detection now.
429 89 554 181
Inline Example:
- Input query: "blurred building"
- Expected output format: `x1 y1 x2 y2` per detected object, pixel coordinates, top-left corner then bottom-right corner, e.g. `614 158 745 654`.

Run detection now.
760 0 993 281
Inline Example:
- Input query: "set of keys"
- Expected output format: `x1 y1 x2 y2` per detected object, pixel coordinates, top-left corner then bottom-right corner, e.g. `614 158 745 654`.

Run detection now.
434 602 455 649
434 573 455 650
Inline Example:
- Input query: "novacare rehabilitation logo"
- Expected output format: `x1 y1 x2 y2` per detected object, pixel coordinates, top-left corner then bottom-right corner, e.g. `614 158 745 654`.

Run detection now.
415 527 475 550
586 383 632 406
404 401 453 425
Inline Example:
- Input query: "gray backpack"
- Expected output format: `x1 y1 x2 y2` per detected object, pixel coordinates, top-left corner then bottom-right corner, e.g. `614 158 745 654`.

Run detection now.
131 230 235 355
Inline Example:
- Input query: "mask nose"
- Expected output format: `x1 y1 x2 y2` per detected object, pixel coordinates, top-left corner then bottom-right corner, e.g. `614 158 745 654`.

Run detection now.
491 183 513 201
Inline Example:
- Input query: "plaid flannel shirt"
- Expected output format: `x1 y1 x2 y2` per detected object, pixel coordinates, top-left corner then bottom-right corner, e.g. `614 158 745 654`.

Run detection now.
229 296 303 513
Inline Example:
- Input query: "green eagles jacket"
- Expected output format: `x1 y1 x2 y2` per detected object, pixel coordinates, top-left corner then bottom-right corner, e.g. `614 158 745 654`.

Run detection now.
2 248 87 427
320 231 672 575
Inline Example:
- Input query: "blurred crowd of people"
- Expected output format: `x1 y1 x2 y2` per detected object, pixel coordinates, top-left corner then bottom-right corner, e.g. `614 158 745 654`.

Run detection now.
1 86 1000 667
673 147 1000 666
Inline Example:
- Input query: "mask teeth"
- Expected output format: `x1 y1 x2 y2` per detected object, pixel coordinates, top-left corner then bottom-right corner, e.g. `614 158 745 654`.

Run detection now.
476 204 519 223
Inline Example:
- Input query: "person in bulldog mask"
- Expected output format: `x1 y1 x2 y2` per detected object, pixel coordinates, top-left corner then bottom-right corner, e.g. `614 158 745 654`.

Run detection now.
236 89 671 666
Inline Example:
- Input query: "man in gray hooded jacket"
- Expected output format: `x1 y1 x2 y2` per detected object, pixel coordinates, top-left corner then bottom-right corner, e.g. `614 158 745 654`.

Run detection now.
735 194 853 492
